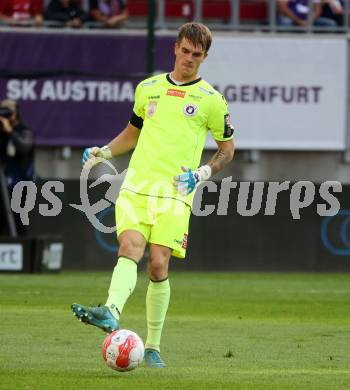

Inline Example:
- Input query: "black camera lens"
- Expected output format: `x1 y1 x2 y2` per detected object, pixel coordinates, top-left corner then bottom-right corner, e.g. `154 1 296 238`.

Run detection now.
0 107 13 119
0 107 13 132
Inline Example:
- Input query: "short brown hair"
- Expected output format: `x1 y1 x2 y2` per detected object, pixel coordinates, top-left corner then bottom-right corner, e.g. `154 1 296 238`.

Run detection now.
176 23 212 53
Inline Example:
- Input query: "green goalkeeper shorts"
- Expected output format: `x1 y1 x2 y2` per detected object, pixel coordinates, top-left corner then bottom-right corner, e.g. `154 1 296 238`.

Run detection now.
115 189 191 258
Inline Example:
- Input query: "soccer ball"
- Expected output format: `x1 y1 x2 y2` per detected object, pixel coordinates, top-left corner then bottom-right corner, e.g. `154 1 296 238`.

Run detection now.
102 329 144 372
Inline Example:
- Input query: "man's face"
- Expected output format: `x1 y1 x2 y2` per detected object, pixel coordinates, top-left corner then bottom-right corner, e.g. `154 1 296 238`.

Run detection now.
174 38 207 80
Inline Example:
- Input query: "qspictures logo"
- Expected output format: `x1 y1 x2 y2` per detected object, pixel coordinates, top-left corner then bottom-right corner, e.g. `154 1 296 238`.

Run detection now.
9 160 343 238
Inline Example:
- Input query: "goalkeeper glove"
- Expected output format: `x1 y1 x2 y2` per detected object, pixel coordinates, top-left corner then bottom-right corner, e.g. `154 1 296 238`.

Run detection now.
82 146 113 168
173 165 212 196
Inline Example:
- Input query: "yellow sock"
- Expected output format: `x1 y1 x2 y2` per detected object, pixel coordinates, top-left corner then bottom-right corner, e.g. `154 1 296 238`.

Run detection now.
145 279 170 352
105 257 137 319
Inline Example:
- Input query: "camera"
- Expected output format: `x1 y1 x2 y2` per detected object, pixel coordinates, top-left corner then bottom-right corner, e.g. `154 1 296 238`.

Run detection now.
0 107 13 132
0 107 13 119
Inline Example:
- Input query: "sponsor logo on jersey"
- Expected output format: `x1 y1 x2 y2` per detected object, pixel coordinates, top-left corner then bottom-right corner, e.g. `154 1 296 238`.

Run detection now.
182 233 188 249
148 95 160 100
183 103 198 117
167 89 186 98
188 94 202 101
147 101 158 117
224 114 234 137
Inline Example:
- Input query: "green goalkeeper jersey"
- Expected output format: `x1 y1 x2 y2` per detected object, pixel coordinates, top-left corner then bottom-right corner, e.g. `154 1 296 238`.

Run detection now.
121 73 234 206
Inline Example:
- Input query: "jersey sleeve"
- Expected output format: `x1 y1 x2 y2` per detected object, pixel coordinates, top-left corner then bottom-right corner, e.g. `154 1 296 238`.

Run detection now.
132 83 146 120
207 93 234 141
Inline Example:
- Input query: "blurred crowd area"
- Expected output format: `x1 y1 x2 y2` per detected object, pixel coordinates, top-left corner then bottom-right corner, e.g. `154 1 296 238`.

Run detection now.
0 0 348 32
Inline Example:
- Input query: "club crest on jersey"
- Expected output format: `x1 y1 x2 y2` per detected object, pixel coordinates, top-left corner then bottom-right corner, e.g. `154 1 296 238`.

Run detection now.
147 101 157 117
183 103 198 117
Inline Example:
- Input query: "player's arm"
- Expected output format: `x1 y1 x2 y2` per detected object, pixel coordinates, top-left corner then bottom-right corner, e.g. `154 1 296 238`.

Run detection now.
173 140 234 196
207 139 235 176
107 122 141 156
82 121 141 168
83 82 145 168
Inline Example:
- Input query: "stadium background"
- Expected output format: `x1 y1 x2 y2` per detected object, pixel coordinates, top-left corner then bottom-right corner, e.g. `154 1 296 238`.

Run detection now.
2 1 350 272
1 2 350 389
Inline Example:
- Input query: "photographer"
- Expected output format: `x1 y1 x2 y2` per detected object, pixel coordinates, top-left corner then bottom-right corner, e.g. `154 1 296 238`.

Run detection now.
0 99 35 236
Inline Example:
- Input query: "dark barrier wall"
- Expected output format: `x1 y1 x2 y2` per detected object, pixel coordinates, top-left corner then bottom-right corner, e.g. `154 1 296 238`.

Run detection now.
27 180 350 271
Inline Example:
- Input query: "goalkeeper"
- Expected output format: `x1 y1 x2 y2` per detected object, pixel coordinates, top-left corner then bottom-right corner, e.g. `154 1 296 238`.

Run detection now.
72 22 235 368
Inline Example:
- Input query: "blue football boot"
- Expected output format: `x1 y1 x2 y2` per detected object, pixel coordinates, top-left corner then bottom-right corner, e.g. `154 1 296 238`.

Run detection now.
144 348 166 368
71 303 119 333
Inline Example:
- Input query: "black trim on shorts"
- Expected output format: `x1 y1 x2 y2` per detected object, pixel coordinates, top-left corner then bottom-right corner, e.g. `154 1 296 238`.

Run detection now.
130 112 144 129
120 188 192 208
166 73 202 87
118 255 138 266
150 277 169 283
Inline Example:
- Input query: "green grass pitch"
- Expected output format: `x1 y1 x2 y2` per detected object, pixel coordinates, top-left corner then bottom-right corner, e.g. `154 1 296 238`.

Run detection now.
0 271 349 390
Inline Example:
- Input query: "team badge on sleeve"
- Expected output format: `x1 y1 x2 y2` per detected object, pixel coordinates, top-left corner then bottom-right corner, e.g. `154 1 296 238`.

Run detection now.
183 103 198 117
224 114 234 137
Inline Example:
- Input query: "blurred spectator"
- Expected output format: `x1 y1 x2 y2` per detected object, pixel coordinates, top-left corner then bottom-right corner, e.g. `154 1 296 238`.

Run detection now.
89 0 128 28
0 99 35 236
321 0 344 26
0 0 43 26
44 0 88 27
277 0 337 27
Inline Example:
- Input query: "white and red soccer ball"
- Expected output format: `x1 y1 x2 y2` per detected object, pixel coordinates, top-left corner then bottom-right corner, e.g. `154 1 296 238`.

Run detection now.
102 329 144 372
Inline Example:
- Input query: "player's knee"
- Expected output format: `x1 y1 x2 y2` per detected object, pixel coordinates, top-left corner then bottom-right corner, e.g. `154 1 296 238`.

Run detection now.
118 237 144 262
148 256 169 280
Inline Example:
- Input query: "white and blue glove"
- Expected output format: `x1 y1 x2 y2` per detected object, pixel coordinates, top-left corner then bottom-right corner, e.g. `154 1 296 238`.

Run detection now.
173 165 212 196
82 145 113 169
